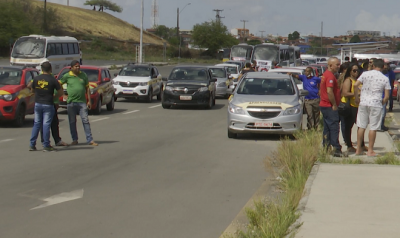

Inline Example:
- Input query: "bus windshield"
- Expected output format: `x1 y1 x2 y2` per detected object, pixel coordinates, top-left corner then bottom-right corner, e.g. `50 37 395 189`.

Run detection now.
11 37 46 58
253 46 279 62
231 46 252 60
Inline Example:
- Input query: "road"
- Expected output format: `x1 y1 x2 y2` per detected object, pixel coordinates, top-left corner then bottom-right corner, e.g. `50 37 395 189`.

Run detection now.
0 65 280 238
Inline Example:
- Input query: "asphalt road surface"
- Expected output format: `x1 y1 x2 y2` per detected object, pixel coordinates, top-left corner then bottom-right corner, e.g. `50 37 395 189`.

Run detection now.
0 65 281 238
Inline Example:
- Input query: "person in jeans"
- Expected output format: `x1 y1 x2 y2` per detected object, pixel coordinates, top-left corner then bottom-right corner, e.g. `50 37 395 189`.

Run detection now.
29 62 63 151
354 59 391 156
340 63 366 152
60 60 98 146
288 67 321 129
319 57 342 157
379 63 396 131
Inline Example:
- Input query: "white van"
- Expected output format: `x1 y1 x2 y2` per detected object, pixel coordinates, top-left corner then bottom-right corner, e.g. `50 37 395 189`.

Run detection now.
10 35 81 74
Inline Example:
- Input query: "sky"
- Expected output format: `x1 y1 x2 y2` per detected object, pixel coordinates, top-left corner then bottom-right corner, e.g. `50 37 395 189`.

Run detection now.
47 0 400 38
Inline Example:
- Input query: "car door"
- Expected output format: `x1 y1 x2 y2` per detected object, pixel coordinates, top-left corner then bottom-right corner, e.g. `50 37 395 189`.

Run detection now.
150 67 160 94
99 69 112 105
153 67 162 94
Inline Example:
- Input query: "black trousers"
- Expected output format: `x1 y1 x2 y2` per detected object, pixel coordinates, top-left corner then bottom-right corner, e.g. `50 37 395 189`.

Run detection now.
341 106 364 147
40 105 61 144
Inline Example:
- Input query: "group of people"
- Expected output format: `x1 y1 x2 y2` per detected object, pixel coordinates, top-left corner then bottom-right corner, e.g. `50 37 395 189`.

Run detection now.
29 60 98 152
292 57 392 157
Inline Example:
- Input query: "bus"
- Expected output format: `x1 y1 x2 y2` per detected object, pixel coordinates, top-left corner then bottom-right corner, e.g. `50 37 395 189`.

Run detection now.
10 35 82 74
289 46 301 66
251 43 290 71
218 48 231 62
230 43 253 61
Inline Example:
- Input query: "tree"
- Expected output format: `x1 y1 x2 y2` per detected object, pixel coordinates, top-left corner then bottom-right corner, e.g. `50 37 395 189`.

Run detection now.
350 35 361 43
292 31 300 40
191 20 238 56
247 39 261 45
84 0 122 13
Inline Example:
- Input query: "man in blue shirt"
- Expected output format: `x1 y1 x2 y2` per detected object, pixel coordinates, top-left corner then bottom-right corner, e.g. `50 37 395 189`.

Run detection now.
379 63 395 131
288 67 321 130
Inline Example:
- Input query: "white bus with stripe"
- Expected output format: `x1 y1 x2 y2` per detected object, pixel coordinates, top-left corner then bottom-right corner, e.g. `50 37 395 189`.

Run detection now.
10 35 82 74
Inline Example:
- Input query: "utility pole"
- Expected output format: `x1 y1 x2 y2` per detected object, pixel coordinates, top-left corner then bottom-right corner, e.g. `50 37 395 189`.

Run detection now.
213 9 224 23
139 0 143 63
177 8 179 39
259 30 265 41
67 0 69 6
240 20 248 41
43 0 47 33
321 21 323 55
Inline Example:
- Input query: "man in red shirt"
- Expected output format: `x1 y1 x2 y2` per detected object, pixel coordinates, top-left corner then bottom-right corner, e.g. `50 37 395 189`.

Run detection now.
319 57 342 157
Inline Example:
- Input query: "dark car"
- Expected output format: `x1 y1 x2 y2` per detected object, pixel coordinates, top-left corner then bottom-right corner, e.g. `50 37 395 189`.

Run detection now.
161 66 217 109
0 66 39 126
56 65 116 115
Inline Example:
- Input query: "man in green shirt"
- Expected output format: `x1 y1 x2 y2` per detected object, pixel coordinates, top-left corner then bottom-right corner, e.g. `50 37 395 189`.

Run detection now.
60 60 98 146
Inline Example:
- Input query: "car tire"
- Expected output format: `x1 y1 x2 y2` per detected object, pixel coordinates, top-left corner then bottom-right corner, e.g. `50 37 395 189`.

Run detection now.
162 103 170 109
106 94 115 111
228 130 237 139
157 87 163 101
92 98 102 115
146 88 153 103
13 105 26 127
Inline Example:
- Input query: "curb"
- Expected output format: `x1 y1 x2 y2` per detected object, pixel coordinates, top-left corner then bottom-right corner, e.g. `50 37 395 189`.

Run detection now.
285 162 320 238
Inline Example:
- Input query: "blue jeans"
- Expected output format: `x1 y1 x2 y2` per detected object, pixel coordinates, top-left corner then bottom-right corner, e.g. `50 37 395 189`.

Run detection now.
320 106 341 152
67 102 93 143
30 103 55 148
381 103 387 128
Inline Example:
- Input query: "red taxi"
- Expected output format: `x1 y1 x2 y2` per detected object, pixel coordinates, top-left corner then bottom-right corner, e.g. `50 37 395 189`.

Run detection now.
56 65 116 114
0 66 39 126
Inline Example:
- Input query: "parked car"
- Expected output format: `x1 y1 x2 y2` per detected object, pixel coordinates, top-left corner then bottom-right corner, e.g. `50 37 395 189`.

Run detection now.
113 63 163 102
227 72 308 138
56 65 116 114
224 60 245 71
394 69 400 101
207 66 234 98
0 66 39 126
215 63 240 87
161 66 217 109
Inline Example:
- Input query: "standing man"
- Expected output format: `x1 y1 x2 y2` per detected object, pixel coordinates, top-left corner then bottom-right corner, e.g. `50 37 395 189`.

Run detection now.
319 57 342 157
385 63 396 112
288 67 321 130
60 60 98 146
354 59 391 156
29 62 63 151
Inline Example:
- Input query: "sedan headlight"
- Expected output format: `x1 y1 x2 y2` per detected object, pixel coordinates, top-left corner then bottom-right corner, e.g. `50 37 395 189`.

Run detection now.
198 87 209 92
139 82 148 86
165 86 174 91
113 81 120 85
0 93 18 101
228 103 245 115
283 105 301 115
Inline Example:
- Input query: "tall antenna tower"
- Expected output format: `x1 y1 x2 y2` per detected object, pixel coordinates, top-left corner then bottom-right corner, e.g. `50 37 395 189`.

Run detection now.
151 0 159 28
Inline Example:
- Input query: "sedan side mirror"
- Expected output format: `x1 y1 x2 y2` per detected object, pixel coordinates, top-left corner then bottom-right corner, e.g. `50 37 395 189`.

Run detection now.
114 73 118 77
162 77 168 81
54 75 58 79
210 78 217 82
104 78 110 82
299 89 309 97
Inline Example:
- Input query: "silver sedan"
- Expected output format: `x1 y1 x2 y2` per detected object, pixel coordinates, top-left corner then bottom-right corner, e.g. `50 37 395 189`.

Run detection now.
208 66 234 98
227 72 308 138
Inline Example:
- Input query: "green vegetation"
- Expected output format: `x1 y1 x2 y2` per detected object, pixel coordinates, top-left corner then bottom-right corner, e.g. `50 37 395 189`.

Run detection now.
375 153 400 165
288 31 300 40
350 35 361 43
84 0 123 13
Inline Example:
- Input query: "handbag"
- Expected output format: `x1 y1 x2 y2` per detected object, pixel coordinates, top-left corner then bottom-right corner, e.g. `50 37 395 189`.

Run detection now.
338 78 352 117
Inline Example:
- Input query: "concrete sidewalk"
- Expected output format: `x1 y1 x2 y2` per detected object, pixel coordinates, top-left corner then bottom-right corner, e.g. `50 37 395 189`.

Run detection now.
294 125 400 237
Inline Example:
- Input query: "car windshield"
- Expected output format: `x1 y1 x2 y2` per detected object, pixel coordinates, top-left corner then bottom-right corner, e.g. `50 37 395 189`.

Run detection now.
237 77 295 95
119 66 151 77
169 68 208 80
209 68 226 78
225 66 238 74
11 37 46 58
252 46 279 61
59 69 100 82
0 69 22 85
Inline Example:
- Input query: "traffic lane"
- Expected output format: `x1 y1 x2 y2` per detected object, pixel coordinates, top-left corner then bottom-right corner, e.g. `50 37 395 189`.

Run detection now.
0 99 278 238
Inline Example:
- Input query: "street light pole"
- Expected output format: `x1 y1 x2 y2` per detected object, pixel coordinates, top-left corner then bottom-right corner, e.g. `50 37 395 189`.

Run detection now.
177 3 191 61
139 0 143 63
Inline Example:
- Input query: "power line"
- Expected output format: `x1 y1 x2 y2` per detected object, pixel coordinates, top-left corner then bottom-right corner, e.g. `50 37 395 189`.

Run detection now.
213 9 224 23
259 30 265 39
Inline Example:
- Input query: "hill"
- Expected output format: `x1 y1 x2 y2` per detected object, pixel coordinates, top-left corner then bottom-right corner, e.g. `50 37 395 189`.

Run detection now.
31 0 165 46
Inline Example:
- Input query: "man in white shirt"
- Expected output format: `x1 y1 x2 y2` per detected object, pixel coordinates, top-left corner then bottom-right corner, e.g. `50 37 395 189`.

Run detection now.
354 59 391 156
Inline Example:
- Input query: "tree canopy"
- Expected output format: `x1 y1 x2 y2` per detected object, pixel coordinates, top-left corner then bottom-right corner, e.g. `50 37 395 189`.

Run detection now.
350 35 361 43
84 0 123 13
288 31 300 40
191 21 238 55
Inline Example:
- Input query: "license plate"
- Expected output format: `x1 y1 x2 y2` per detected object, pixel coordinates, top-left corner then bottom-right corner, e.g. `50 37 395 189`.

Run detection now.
180 96 192 100
123 90 134 94
255 122 273 127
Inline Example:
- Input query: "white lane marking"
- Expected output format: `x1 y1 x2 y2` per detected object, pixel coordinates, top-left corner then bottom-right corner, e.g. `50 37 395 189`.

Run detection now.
0 139 15 143
30 189 84 210
123 110 139 115
149 104 161 109
91 117 109 123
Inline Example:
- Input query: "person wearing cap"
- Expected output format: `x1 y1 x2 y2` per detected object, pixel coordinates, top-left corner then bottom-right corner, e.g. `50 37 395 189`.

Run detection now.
59 60 98 146
28 60 68 147
29 62 64 152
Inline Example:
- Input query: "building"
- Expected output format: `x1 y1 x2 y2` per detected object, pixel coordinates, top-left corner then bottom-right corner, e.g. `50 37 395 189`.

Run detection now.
231 28 250 38
347 30 381 37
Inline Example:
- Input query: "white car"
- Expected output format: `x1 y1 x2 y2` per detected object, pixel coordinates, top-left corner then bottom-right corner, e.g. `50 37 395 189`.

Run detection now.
113 63 163 102
215 63 240 87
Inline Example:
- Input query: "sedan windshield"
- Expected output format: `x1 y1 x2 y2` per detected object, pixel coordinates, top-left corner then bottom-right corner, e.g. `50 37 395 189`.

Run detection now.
169 68 208 80
209 68 226 78
119 66 150 77
0 69 22 85
59 69 100 82
11 37 46 58
237 78 295 95
226 66 238 74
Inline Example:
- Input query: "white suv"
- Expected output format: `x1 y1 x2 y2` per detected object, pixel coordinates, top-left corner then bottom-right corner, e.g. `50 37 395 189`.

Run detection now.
113 63 163 102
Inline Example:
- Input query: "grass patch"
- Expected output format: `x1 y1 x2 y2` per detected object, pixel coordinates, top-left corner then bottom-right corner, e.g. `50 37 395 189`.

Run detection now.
375 152 400 165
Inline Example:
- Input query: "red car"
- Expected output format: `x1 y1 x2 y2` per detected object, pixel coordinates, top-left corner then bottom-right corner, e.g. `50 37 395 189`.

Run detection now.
394 70 400 101
56 65 116 114
0 66 39 126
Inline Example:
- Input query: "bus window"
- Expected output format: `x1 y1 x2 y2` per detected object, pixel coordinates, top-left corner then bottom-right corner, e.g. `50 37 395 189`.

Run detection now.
55 43 62 55
62 43 69 55
47 43 56 57
68 43 74 55
74 43 79 54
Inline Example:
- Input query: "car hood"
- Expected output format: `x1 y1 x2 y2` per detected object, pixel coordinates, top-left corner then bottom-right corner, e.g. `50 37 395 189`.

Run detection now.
114 76 151 82
166 80 209 87
230 94 300 110
0 85 22 94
